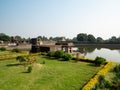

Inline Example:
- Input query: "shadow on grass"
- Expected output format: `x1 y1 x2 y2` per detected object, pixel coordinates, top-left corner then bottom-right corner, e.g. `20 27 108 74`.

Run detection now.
6 63 21 67
87 63 96 66
42 56 58 60
22 71 30 73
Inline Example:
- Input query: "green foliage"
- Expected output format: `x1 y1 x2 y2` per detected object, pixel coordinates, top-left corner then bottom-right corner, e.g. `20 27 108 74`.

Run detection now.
27 66 32 73
94 56 106 66
54 50 64 58
63 53 72 61
37 36 48 41
0 33 10 41
16 56 26 63
47 51 55 57
11 48 21 53
87 34 96 43
0 47 6 51
98 75 105 82
0 56 101 90
96 37 103 43
75 33 120 44
77 33 88 41
113 64 120 73
42 60 45 64
105 81 112 89
94 75 111 90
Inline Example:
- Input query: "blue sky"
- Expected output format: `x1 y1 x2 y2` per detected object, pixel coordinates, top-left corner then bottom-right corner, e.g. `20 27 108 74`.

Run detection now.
0 0 120 39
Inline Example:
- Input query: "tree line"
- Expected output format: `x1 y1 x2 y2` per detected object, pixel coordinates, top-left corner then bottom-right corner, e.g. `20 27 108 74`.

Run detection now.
0 33 120 44
76 33 120 44
0 33 30 43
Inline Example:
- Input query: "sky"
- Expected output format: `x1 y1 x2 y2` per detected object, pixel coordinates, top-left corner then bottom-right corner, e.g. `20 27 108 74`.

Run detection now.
0 0 120 39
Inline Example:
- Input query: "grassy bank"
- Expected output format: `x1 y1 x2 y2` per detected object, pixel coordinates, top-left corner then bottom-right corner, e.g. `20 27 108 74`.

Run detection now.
0 56 101 90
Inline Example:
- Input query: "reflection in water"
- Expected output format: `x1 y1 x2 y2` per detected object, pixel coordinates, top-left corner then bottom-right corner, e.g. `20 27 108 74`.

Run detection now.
118 50 120 54
76 47 96 55
73 46 120 62
96 47 101 50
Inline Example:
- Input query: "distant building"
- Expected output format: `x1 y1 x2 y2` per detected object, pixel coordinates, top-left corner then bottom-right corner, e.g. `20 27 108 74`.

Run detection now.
61 37 66 41
30 38 74 53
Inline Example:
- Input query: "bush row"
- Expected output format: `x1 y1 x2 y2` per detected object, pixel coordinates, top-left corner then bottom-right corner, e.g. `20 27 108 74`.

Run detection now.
82 62 113 90
47 50 72 61
72 57 94 63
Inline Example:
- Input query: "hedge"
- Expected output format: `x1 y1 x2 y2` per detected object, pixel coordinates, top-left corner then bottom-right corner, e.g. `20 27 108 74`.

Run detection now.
82 62 113 90
0 53 42 61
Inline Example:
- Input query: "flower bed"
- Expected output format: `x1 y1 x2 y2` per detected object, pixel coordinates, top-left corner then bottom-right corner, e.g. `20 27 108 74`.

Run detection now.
82 62 113 90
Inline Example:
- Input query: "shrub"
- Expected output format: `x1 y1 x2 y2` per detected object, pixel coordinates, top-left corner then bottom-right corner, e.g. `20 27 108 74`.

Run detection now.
54 50 64 58
94 56 106 66
63 53 72 61
16 56 26 64
95 75 111 89
12 48 21 53
0 47 6 51
47 51 55 57
42 60 45 64
113 64 120 73
27 66 32 73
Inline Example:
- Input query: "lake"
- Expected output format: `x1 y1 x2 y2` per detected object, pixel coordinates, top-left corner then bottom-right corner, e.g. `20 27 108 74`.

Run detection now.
73 46 120 62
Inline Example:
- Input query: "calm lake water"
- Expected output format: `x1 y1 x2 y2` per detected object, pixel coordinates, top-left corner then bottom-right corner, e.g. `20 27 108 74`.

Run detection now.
74 47 120 62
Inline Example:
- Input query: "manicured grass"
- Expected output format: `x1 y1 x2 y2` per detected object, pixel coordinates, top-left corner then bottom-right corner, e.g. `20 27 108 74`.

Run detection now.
0 51 14 55
0 51 28 60
0 56 101 90
0 50 27 56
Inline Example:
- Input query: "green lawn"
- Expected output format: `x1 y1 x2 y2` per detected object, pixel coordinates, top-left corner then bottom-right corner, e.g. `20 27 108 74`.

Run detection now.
0 50 27 56
0 51 15 55
0 56 101 90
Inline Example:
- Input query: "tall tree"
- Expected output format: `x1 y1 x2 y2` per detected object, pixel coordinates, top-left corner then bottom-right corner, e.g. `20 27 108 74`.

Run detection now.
37 36 48 41
77 33 88 41
87 34 96 43
0 33 10 41
96 37 103 44
72 37 77 41
109 36 117 44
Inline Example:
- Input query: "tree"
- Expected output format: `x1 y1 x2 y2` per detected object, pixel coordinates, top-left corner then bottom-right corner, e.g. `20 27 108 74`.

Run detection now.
87 34 96 43
72 37 77 41
117 37 120 44
49 37 53 40
15 35 22 44
77 33 88 42
97 37 104 44
109 36 117 44
37 36 48 41
0 33 10 41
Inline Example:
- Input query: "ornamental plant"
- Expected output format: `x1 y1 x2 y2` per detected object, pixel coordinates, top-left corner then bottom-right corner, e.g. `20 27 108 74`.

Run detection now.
0 47 6 51
54 50 64 58
63 53 72 61
16 56 26 64
94 56 106 66
47 51 55 57
82 62 113 90
113 64 120 73
27 66 32 73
